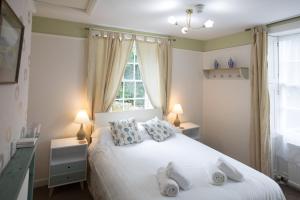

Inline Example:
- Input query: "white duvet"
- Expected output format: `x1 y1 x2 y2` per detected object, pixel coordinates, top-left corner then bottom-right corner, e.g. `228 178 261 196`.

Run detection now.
89 133 286 200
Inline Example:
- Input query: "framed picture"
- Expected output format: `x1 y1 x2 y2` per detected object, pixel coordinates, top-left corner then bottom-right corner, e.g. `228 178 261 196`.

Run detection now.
0 0 24 84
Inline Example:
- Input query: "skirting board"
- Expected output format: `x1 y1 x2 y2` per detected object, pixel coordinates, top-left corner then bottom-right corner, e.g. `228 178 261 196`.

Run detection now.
288 180 300 191
34 178 48 188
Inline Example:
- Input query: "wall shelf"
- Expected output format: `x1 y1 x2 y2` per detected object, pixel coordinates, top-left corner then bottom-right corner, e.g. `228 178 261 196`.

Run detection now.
203 67 249 79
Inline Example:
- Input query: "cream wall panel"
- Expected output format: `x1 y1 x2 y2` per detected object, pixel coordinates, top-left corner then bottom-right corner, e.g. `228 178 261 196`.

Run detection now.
170 49 203 128
202 45 251 165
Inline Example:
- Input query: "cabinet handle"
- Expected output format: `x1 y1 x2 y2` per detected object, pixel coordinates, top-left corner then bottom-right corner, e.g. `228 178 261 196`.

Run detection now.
67 166 70 169
66 176 70 179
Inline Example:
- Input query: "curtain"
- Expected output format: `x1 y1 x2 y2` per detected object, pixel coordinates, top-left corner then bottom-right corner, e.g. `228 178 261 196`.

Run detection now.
158 41 172 114
250 26 271 175
269 34 300 179
87 32 133 115
136 39 172 114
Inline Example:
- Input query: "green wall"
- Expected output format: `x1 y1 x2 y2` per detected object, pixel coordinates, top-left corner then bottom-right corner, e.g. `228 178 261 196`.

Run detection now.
32 16 300 52
32 16 204 52
203 31 252 51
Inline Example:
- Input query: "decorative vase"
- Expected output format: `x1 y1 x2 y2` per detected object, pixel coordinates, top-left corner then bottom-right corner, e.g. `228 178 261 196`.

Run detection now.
228 57 234 68
214 60 219 69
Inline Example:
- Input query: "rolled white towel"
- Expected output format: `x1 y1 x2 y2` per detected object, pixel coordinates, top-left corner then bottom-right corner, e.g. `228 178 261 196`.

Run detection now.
156 167 179 197
217 158 244 182
166 162 192 190
208 166 227 186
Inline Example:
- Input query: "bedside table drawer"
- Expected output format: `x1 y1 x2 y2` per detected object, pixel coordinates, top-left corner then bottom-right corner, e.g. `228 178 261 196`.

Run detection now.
50 160 86 175
49 171 85 187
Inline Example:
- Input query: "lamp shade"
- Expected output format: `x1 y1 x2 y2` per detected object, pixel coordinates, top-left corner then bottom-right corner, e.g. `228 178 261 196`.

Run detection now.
74 110 90 124
172 104 183 114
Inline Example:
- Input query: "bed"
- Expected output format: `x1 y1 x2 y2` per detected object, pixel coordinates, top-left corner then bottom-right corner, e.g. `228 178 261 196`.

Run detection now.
88 109 285 200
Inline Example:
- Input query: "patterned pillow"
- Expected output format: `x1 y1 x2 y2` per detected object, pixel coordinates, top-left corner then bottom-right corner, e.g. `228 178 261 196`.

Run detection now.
153 117 179 133
109 118 143 146
142 118 174 142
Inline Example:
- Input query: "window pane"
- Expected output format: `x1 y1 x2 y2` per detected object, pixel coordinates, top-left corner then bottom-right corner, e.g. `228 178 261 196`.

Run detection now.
124 64 134 80
116 82 123 99
124 82 134 98
129 51 134 63
135 99 145 109
136 82 145 98
124 99 134 110
135 64 141 80
111 100 123 112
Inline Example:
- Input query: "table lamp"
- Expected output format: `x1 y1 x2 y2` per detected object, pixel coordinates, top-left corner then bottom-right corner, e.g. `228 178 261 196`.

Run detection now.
74 110 90 140
172 104 183 127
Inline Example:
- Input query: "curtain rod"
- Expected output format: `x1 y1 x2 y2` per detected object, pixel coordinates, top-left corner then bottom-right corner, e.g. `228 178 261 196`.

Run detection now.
85 27 176 41
244 15 300 32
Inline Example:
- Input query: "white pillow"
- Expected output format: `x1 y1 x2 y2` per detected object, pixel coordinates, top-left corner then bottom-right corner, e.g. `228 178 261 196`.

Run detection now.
91 127 114 146
137 122 152 140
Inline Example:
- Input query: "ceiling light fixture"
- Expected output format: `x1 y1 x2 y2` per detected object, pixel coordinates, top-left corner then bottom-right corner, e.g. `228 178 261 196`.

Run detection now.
168 4 214 34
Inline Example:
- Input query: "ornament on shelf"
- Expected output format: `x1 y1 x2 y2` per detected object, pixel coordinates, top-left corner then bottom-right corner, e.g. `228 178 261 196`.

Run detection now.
214 60 219 69
228 57 234 68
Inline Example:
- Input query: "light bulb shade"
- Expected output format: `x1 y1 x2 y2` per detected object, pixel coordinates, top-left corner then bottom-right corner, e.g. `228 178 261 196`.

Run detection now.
181 27 188 34
168 16 177 25
204 19 214 28
74 110 90 124
172 104 183 114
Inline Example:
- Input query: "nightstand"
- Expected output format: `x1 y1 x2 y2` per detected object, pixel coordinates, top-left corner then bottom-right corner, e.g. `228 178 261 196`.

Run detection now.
178 122 200 141
49 137 88 196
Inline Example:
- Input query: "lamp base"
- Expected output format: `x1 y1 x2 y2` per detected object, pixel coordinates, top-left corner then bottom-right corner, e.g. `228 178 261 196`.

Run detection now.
77 124 86 140
173 114 181 127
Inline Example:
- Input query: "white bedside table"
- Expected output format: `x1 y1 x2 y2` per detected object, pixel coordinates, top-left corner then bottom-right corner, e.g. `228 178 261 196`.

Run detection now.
178 122 200 141
49 137 88 196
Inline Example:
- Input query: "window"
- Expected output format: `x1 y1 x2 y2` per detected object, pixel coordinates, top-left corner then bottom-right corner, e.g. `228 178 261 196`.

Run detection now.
268 33 300 177
268 33 300 135
110 43 153 112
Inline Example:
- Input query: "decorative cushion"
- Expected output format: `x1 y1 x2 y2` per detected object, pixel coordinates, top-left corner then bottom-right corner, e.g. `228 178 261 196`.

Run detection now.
109 118 143 146
142 118 175 142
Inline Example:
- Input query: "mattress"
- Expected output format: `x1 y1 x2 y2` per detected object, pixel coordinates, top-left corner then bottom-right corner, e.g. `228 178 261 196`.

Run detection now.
88 133 286 200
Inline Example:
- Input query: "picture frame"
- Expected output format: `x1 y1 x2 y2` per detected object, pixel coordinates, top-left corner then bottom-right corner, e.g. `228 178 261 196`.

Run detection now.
0 0 24 84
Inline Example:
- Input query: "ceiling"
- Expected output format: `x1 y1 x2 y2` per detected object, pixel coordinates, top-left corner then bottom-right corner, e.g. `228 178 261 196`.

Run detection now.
34 0 300 40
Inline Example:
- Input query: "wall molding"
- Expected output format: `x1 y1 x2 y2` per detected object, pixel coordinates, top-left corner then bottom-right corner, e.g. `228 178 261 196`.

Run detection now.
203 31 252 52
34 178 48 188
32 32 87 40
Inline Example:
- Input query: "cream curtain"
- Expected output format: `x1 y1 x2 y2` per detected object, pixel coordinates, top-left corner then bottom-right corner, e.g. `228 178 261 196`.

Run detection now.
158 41 172 114
136 39 172 114
250 26 271 175
87 32 133 115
